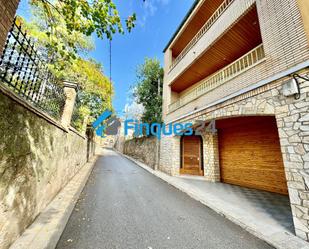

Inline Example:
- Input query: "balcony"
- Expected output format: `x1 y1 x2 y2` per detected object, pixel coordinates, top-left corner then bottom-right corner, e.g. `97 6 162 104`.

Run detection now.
166 0 256 86
169 0 234 71
168 44 265 113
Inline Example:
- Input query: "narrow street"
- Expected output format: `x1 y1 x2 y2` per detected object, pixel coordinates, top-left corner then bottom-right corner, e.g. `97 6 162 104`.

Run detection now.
56 149 273 249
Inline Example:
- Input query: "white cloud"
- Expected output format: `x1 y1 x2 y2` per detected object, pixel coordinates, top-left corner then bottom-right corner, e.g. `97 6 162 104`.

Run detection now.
124 100 145 120
124 88 144 120
139 0 171 27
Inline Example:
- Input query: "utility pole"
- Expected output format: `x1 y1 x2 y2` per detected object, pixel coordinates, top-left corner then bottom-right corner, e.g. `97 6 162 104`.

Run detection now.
155 77 161 171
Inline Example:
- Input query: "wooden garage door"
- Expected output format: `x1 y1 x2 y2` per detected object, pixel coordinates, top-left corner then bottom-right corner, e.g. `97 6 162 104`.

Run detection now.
181 136 203 176
218 116 288 195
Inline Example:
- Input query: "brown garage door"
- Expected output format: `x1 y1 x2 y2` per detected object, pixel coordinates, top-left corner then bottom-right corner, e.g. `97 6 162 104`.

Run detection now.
218 116 288 195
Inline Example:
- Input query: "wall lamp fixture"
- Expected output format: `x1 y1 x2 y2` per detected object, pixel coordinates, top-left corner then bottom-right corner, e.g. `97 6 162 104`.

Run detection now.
283 72 309 100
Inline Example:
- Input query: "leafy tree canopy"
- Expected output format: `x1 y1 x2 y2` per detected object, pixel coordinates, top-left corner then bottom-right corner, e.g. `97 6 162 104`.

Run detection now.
19 3 94 70
134 58 164 124
65 58 113 116
24 0 138 67
19 3 114 131
30 0 136 39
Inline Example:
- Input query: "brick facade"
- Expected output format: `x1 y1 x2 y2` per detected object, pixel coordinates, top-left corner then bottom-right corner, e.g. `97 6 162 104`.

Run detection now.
161 0 309 241
163 0 309 123
0 0 20 55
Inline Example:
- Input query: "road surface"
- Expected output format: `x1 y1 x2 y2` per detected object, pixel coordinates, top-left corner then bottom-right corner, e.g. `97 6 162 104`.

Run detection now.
56 149 272 249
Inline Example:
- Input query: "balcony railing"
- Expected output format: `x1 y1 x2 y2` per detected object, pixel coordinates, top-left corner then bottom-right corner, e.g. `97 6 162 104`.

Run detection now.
169 0 234 71
168 44 265 113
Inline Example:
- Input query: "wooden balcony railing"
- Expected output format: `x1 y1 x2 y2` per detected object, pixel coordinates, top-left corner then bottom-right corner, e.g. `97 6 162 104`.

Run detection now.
168 44 265 113
169 0 235 71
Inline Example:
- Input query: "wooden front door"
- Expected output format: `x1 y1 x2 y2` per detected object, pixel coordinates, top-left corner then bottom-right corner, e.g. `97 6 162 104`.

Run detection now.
218 116 288 195
181 136 203 176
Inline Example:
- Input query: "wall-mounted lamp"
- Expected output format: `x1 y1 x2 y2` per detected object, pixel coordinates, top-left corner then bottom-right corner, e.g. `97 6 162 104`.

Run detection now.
282 77 300 99
283 73 309 100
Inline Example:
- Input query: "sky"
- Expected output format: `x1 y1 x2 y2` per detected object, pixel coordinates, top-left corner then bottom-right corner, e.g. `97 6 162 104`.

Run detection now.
17 0 195 116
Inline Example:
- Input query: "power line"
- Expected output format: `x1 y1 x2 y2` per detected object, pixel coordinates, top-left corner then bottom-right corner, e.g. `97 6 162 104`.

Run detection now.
109 38 112 108
109 6 112 109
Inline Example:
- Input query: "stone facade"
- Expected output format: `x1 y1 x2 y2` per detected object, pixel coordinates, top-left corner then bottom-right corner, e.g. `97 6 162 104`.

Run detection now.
0 86 96 249
0 0 20 56
201 132 220 182
159 135 180 176
160 0 309 241
160 69 309 239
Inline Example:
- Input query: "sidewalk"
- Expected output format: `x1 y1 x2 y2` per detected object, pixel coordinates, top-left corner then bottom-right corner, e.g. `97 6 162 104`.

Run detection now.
117 150 309 249
9 154 100 249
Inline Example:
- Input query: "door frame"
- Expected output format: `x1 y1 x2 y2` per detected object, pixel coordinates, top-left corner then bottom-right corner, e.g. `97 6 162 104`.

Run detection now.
180 135 204 176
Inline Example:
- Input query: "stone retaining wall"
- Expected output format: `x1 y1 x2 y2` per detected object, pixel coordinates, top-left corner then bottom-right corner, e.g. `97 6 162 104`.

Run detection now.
123 137 157 169
0 88 95 249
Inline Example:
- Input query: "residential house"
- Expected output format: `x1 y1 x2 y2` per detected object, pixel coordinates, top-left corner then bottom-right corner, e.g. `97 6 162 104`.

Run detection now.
160 0 309 240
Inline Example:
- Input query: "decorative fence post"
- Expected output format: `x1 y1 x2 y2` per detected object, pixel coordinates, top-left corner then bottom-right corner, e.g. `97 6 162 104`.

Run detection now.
61 80 78 128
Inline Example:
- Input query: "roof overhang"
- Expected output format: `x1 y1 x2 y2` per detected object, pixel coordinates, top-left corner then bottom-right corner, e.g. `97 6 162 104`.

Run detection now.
163 0 200 52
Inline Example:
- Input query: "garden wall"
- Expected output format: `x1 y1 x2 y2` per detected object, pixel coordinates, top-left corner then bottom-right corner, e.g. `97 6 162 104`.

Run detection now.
0 86 95 249
123 137 157 169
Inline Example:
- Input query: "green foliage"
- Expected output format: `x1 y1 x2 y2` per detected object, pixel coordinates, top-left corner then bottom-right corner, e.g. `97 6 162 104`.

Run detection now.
19 4 94 71
134 58 164 124
18 3 114 132
30 0 136 41
66 58 113 118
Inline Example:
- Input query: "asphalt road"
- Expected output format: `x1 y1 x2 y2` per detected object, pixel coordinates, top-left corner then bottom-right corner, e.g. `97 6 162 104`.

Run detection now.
56 149 273 249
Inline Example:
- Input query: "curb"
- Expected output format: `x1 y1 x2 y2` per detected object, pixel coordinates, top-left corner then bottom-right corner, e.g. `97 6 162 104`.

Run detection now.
9 155 100 249
115 149 309 249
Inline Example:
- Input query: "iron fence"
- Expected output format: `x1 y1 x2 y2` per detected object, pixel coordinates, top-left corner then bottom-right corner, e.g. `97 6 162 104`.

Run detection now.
0 17 65 119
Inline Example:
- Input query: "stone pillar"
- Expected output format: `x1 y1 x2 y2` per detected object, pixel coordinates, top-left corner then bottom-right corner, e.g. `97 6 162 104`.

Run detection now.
171 135 181 176
0 0 20 56
61 81 78 128
159 134 181 176
275 74 309 240
202 131 220 182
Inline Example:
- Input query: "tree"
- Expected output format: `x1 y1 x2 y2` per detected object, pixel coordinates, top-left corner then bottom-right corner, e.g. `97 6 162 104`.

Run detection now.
134 58 163 124
30 0 136 46
124 95 144 121
65 58 113 115
19 4 114 131
24 0 137 67
20 3 95 71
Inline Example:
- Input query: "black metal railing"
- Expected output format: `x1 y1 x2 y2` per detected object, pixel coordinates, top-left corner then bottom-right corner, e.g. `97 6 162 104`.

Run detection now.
0 17 65 119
